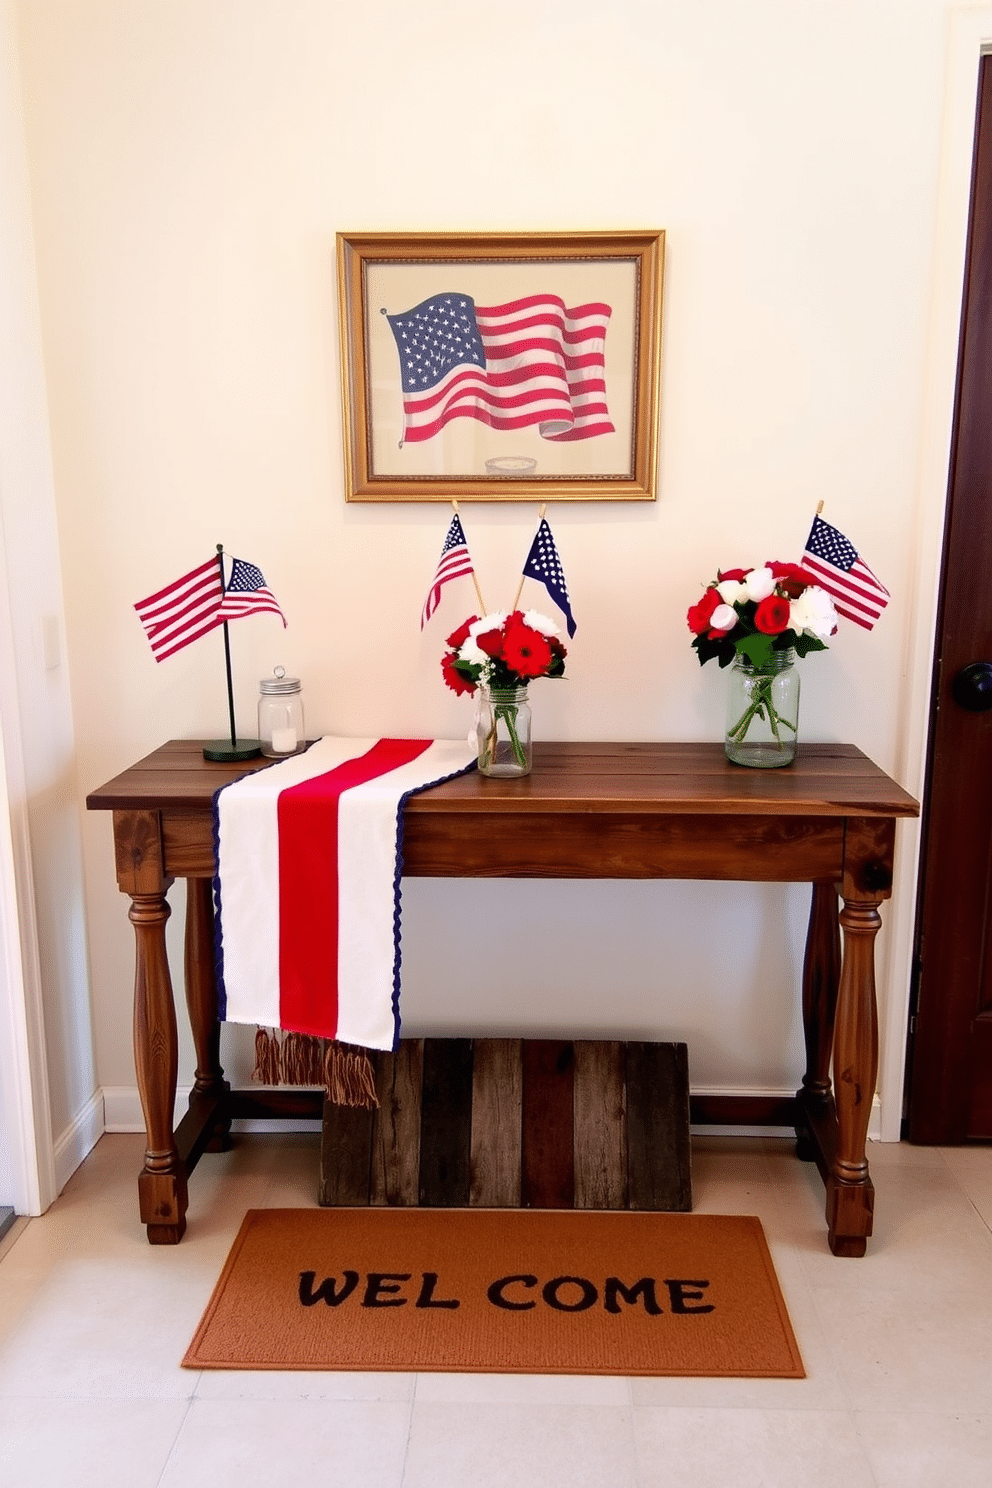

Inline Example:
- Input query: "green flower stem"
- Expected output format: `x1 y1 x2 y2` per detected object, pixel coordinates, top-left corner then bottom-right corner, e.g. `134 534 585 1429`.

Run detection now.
485 702 526 769
726 677 797 748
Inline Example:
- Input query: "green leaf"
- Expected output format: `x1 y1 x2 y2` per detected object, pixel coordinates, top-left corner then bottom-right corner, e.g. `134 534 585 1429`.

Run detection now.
692 634 736 668
793 634 827 658
737 632 775 667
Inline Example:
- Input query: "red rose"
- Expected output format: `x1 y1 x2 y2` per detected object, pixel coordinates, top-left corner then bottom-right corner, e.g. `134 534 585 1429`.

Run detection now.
445 616 477 649
502 622 552 678
766 562 815 598
475 627 504 658
546 634 567 677
441 652 476 696
754 595 791 634
717 567 751 582
687 587 721 635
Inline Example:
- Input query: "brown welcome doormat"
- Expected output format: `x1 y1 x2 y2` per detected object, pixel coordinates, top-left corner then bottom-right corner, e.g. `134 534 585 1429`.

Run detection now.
183 1207 804 1378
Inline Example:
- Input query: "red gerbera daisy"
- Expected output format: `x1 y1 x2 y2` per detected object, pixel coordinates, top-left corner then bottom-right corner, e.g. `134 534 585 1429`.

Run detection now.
501 622 552 678
441 651 476 696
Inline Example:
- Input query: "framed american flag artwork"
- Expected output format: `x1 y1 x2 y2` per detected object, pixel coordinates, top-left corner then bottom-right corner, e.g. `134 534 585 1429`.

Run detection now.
336 230 665 501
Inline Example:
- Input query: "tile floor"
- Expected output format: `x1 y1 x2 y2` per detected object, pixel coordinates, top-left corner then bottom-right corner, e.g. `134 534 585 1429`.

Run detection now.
0 1131 989 1487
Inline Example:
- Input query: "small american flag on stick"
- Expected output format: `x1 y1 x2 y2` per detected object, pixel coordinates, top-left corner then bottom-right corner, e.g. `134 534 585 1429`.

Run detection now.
217 558 286 627
801 515 889 631
133 556 225 662
421 514 476 628
135 553 285 661
521 517 577 638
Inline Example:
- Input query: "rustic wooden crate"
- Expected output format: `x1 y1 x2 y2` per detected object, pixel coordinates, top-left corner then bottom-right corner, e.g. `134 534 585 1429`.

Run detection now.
319 1038 691 1211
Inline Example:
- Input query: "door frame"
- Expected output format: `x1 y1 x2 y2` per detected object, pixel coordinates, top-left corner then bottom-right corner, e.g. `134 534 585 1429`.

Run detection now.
869 11 992 1139
0 521 56 1217
903 33 992 1140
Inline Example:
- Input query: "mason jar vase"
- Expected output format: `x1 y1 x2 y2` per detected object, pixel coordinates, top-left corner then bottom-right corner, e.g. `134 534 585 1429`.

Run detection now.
475 685 532 777
724 648 799 768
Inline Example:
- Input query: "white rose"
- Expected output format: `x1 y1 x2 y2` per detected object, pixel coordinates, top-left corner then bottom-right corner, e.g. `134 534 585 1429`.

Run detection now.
743 567 776 602
709 603 738 632
716 579 746 605
789 586 838 639
520 609 561 637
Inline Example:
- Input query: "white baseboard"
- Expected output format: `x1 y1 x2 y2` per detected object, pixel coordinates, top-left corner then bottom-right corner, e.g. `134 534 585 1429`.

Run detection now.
52 1087 105 1193
689 1088 884 1143
41 1081 889 1204
100 1084 884 1142
101 1085 321 1135
101 1084 158 1133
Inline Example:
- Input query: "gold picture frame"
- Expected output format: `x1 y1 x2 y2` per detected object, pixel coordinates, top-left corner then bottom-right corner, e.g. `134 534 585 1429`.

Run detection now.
337 230 665 502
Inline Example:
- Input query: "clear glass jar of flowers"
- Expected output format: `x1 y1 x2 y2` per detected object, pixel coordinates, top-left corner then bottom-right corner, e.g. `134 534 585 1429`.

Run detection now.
441 610 567 777
686 562 839 768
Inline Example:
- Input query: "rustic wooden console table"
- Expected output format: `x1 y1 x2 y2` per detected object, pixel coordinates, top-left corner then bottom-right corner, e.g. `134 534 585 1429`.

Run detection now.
87 739 918 1256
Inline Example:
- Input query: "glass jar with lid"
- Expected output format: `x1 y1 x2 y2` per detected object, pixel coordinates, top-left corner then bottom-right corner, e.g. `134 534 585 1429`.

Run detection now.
258 667 305 757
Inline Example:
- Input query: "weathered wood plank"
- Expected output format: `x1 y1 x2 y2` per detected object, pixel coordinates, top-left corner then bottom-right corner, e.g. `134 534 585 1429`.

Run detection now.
470 1038 522 1206
318 1103 374 1206
573 1040 627 1209
370 1041 423 1206
521 1039 575 1209
320 1036 691 1213
626 1041 692 1212
419 1038 474 1207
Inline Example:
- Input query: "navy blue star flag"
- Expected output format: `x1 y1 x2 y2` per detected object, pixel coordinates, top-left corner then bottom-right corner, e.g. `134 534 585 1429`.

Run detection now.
522 518 576 637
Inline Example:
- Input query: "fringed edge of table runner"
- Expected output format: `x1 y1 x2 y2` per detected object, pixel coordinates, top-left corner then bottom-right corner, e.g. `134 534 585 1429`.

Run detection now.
252 1028 379 1109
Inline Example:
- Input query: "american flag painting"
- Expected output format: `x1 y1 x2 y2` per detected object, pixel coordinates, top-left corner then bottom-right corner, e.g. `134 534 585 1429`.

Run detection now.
801 516 890 631
385 292 615 445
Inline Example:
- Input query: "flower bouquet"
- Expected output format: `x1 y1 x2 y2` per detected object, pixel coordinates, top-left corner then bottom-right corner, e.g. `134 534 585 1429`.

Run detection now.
442 610 567 776
687 563 839 766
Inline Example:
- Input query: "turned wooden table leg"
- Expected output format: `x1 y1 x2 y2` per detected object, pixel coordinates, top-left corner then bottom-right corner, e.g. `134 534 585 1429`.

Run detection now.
826 893 882 1256
823 817 894 1256
114 809 187 1244
130 890 188 1243
184 876 231 1150
796 880 841 1159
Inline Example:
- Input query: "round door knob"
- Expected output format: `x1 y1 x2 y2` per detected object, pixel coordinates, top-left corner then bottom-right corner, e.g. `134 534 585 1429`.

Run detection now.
951 661 992 711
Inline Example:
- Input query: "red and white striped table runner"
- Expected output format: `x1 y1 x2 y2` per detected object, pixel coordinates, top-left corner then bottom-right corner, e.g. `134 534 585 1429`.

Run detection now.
213 737 477 1051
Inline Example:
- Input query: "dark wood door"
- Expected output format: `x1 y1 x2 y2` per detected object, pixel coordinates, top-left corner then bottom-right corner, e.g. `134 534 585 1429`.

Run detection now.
908 57 992 1143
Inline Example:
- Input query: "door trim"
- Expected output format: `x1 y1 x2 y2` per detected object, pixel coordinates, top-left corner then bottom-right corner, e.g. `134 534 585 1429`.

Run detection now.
0 529 56 1216
869 14 992 1138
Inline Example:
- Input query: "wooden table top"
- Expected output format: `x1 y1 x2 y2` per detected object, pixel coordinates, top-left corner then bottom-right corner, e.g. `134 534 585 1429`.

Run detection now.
86 739 919 820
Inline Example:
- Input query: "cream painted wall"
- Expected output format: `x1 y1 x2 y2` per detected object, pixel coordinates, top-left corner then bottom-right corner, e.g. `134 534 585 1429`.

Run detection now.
13 0 964 1132
1 0 89 1206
